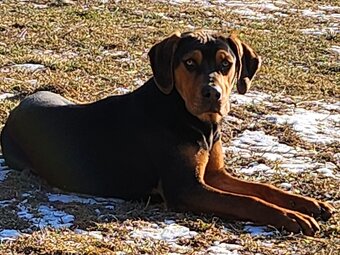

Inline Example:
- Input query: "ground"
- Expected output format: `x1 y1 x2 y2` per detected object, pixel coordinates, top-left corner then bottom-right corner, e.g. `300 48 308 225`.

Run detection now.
0 0 339 254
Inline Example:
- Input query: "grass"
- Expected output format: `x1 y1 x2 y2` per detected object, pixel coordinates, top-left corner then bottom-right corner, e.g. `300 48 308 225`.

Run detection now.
0 0 339 254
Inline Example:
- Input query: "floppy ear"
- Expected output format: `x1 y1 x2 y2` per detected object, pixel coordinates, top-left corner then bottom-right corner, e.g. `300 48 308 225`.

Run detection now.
148 32 181 94
226 34 262 94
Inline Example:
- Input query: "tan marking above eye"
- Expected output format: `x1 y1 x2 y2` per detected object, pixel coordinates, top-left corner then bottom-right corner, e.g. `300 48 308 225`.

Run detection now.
216 49 233 66
183 50 203 66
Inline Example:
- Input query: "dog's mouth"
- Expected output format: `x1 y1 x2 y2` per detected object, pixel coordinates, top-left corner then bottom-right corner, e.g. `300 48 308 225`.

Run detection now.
190 101 223 115
202 98 227 115
207 102 223 114
197 111 223 123
192 101 227 123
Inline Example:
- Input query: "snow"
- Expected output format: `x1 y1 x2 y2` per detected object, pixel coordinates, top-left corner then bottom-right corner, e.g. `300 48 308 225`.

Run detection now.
48 193 123 205
0 93 15 100
0 170 10 182
115 87 131 94
229 130 297 157
17 202 75 229
280 182 292 190
0 199 16 207
35 205 75 228
130 222 197 242
301 27 339 36
48 193 100 204
102 50 128 58
319 5 340 11
317 165 338 178
156 0 340 24
9 64 46 72
134 78 145 87
329 46 340 55
231 91 271 105
0 230 21 241
318 101 340 111
207 243 242 254
240 163 275 175
75 229 105 240
129 221 272 254
244 225 274 236
266 108 340 144
227 130 339 178
0 159 11 182
232 8 274 20
17 202 35 221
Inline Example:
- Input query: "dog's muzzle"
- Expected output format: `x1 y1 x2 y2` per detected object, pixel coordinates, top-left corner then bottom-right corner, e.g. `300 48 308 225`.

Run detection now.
201 85 223 113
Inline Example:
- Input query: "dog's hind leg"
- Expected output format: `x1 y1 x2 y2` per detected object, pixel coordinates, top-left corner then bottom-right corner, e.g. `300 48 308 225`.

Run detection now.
1 126 33 171
0 91 74 172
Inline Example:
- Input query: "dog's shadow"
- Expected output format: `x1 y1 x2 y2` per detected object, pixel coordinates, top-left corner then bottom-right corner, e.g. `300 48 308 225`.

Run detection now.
0 157 243 238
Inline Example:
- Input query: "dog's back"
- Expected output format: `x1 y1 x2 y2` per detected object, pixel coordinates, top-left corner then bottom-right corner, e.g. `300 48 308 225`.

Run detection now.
1 87 160 198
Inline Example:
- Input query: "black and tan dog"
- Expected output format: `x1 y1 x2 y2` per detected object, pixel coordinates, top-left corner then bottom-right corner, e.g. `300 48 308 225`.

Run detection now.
1 31 334 235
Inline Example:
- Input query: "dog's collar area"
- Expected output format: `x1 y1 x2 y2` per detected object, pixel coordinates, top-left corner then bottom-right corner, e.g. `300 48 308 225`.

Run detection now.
193 122 220 151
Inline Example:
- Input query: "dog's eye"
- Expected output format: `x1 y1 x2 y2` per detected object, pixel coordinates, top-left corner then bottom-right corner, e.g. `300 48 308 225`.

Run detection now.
184 59 196 70
221 60 229 68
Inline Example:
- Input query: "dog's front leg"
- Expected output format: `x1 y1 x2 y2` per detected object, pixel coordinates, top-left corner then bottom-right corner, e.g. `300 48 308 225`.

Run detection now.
161 143 321 236
204 139 334 221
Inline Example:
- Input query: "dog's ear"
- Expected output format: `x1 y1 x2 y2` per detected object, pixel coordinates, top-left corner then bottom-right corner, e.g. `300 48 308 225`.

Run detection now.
226 34 261 94
148 32 181 94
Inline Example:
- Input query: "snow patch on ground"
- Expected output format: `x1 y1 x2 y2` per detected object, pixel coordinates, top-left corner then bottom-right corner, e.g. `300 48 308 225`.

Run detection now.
114 87 131 94
231 91 340 146
227 130 339 178
239 163 275 175
0 229 21 241
0 159 11 182
129 220 267 254
207 242 243 255
0 64 46 73
244 225 274 236
48 193 123 205
0 170 10 182
300 27 339 36
0 93 15 100
266 108 340 144
231 91 272 105
130 222 197 242
0 199 16 207
157 0 339 26
17 201 75 229
223 224 274 237
329 45 340 56
280 182 292 190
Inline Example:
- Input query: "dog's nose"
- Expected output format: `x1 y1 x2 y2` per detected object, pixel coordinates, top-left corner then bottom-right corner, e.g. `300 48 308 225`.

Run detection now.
201 85 222 101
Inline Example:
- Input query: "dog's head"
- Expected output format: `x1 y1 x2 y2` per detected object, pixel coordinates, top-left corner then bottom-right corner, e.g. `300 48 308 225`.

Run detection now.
148 30 261 123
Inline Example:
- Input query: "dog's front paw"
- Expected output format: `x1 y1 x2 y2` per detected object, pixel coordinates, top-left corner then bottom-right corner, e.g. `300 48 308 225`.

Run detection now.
276 209 320 236
317 201 335 221
292 197 335 221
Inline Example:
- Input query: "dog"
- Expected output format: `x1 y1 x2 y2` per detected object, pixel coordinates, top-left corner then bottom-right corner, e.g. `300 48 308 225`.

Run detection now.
1 30 334 236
